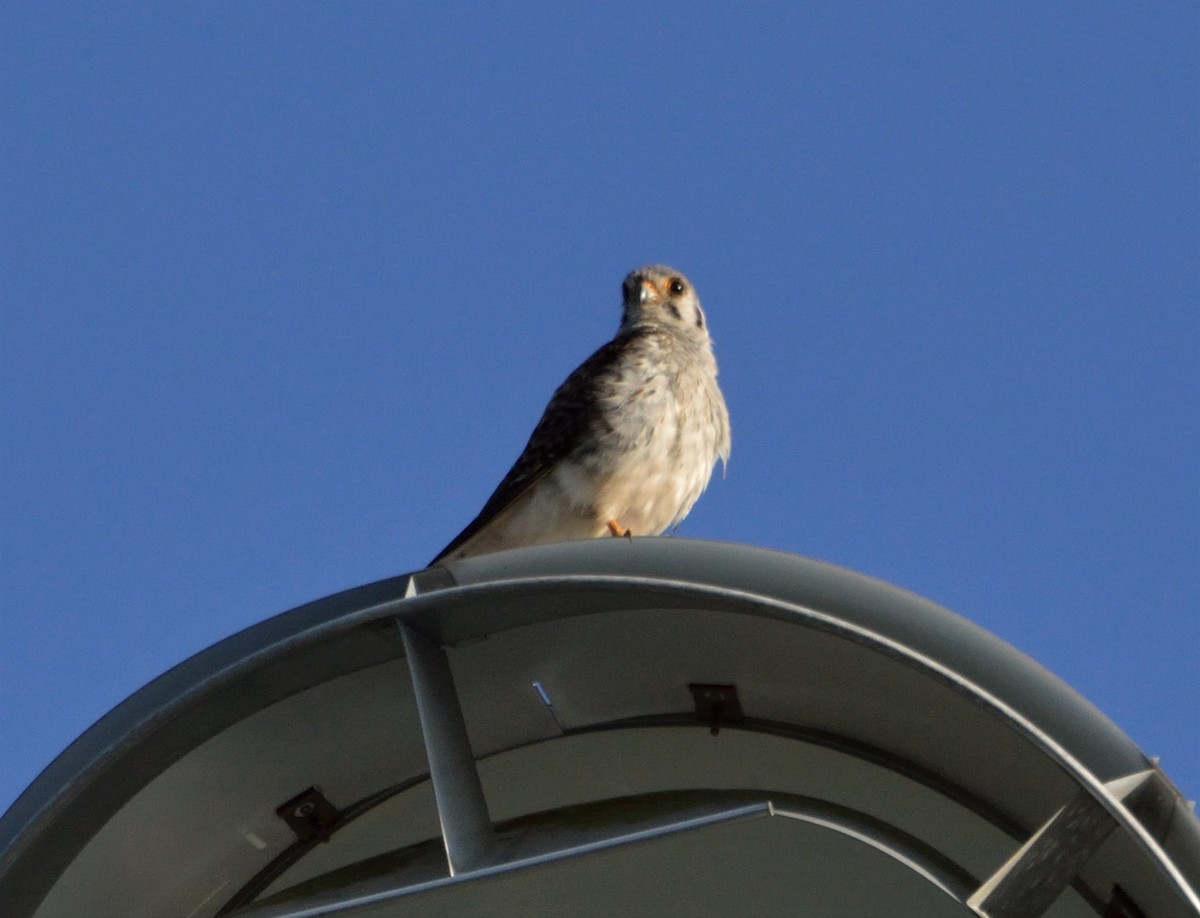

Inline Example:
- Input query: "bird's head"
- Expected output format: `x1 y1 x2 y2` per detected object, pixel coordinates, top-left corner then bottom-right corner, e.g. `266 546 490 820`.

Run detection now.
619 265 709 338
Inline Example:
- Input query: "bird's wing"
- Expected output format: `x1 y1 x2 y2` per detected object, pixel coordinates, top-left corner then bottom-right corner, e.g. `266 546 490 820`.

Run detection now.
430 334 633 564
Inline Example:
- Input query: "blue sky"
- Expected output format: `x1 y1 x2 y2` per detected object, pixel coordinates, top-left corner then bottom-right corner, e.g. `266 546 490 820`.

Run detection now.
2 3 1196 816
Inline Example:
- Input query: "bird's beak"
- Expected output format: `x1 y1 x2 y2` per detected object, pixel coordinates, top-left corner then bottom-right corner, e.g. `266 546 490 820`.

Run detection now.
639 280 658 304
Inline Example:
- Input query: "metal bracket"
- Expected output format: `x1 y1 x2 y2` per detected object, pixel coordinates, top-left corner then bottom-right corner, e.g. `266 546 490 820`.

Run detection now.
276 787 342 844
688 683 743 736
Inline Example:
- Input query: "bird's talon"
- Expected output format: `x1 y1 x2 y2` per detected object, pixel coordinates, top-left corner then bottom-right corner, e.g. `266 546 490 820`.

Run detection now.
607 518 630 538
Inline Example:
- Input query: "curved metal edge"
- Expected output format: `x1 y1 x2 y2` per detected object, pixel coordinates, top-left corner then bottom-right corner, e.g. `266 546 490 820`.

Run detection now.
0 574 419 915
1 544 1195 915
232 790 975 918
468 574 1199 913
406 572 1199 911
218 721 986 916
233 801 774 918
434 539 1152 778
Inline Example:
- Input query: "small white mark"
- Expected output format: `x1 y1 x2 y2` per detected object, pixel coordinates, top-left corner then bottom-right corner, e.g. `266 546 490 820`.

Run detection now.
244 831 268 851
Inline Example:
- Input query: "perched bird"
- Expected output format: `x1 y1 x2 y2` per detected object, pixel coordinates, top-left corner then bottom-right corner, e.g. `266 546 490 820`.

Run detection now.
431 264 730 564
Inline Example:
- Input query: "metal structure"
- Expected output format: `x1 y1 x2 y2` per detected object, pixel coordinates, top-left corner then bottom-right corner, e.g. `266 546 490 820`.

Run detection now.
1 539 1197 916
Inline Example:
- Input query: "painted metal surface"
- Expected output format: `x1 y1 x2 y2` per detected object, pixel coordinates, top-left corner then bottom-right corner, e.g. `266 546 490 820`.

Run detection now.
0 539 1195 917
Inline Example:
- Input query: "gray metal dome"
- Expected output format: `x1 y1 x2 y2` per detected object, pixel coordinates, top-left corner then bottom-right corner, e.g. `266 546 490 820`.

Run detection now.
1 539 1196 916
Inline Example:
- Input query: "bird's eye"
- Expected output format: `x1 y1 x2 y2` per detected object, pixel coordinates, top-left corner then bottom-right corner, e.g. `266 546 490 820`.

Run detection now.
668 278 686 296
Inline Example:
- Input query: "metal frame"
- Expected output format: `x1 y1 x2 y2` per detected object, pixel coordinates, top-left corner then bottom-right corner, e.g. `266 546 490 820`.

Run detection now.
1 541 1195 918
395 572 1198 915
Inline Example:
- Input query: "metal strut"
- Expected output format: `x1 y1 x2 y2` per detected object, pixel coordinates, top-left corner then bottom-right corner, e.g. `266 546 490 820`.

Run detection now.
398 619 496 875
968 769 1159 917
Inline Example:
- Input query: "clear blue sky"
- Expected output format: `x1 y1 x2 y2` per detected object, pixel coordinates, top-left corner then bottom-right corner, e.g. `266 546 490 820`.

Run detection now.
2 4 1196 815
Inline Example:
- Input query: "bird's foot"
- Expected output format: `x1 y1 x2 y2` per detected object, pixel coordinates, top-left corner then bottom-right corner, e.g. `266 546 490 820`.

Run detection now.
607 518 633 540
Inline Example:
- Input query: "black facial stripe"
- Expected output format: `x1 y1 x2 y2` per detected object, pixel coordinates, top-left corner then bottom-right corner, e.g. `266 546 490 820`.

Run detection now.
695 309 704 329
666 302 682 320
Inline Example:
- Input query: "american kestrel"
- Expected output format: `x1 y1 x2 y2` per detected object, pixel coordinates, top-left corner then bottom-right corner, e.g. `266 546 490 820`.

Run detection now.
431 265 730 564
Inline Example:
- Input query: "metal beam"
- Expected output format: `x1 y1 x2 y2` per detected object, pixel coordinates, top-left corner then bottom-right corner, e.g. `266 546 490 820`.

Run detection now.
968 770 1156 917
398 620 496 875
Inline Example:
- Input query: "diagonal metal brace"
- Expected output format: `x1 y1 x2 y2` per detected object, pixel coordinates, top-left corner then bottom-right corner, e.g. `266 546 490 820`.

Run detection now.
968 769 1157 918
398 619 496 875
